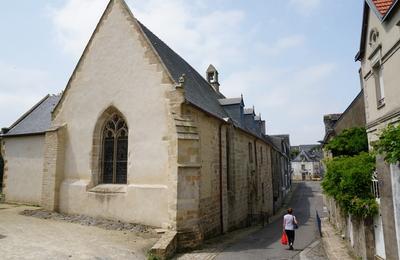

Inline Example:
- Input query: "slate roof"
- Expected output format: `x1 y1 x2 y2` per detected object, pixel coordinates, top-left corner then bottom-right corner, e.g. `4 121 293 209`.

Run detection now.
2 94 61 137
138 21 228 120
291 144 322 162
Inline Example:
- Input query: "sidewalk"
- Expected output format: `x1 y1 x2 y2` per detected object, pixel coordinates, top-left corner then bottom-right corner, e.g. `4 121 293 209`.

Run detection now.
320 218 355 260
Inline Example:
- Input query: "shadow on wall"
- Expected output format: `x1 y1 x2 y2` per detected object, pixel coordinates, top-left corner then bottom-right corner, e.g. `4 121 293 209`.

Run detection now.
0 153 3 192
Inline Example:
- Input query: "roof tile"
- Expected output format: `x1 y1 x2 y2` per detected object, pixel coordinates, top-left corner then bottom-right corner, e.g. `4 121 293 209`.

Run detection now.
371 0 394 15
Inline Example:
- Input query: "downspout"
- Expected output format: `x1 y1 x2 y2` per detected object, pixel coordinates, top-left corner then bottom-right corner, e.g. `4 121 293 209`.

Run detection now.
219 123 224 234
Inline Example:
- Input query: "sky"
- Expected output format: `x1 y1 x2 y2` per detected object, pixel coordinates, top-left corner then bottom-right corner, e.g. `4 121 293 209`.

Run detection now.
0 0 365 145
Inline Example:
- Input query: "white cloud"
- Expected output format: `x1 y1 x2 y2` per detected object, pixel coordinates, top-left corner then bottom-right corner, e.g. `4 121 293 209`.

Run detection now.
48 0 108 58
0 61 56 128
48 0 247 69
223 62 336 144
47 0 335 144
256 35 306 56
289 0 321 15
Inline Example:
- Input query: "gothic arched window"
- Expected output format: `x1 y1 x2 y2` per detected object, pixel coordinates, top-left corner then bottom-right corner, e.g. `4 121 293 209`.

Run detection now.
101 114 128 184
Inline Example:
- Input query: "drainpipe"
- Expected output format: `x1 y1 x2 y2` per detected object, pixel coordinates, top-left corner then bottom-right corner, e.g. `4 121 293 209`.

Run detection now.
219 123 224 234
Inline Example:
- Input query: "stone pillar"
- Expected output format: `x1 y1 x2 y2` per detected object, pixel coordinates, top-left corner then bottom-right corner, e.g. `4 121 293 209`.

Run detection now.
41 126 66 211
175 117 203 249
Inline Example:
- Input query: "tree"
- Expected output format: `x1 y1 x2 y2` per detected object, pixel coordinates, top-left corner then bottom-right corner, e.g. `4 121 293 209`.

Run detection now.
290 148 300 159
322 152 378 218
373 124 400 164
325 127 368 157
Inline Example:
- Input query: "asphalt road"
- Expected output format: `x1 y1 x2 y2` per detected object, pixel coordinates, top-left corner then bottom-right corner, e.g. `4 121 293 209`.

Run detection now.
215 181 324 260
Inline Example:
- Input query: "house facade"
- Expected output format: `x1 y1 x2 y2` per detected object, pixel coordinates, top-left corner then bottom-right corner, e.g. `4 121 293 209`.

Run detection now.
0 0 290 249
291 145 323 181
356 0 400 259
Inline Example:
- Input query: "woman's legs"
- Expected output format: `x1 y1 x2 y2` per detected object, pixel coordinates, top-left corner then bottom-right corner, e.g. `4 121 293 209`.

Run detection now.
285 230 295 249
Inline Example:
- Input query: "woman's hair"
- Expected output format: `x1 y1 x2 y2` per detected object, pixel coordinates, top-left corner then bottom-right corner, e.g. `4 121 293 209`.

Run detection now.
287 208 293 214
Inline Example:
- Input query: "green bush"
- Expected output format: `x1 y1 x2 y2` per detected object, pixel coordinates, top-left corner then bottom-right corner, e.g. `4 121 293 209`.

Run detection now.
373 124 400 164
325 127 368 157
322 152 378 218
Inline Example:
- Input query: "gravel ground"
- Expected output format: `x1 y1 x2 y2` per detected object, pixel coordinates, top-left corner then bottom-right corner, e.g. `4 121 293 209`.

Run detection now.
21 209 154 234
0 204 159 259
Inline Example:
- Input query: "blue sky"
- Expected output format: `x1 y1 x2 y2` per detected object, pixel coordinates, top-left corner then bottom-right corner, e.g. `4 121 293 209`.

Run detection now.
0 0 364 145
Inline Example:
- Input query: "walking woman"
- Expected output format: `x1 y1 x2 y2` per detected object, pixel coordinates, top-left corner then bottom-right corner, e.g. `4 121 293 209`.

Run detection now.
283 208 298 250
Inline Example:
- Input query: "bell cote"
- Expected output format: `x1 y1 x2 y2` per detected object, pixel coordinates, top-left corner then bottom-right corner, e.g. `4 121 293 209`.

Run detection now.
206 64 220 93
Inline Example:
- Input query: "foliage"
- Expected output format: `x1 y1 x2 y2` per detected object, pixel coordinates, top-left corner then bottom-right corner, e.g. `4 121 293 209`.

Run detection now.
325 127 368 157
322 152 378 218
290 148 300 159
147 253 161 260
373 124 400 164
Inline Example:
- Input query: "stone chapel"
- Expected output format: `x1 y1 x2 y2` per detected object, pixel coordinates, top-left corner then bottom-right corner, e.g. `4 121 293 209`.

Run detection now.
0 0 291 248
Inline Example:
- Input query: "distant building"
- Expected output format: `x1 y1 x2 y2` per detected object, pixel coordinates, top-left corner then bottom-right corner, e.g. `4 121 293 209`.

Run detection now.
291 145 323 181
269 135 292 211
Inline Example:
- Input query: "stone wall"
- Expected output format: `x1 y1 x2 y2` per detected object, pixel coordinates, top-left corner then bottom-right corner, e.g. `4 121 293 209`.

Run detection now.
334 91 366 134
0 140 4 192
183 105 276 243
324 195 375 260
42 126 66 211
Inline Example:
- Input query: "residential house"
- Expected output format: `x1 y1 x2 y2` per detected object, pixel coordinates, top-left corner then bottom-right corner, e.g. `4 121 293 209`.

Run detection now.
291 145 323 181
356 0 400 259
269 135 291 212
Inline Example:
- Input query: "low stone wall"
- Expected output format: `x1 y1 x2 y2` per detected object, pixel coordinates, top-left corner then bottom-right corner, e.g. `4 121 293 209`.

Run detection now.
323 195 375 260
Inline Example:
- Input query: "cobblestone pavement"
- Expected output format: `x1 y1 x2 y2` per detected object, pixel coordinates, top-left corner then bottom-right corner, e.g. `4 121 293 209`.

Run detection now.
177 182 326 260
0 204 159 260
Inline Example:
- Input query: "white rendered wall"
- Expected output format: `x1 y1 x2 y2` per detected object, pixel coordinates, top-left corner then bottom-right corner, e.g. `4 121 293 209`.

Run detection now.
3 135 45 205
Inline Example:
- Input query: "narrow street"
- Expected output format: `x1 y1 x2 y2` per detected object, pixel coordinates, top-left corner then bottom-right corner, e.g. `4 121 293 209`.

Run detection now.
214 182 325 260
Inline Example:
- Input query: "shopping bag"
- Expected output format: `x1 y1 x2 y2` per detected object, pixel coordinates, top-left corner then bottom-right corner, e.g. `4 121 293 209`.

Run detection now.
281 232 288 245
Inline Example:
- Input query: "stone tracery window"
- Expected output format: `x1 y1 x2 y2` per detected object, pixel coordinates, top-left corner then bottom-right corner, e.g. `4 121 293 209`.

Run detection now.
101 114 128 184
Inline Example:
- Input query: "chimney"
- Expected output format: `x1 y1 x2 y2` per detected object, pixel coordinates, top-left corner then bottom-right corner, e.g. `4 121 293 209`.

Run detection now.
206 64 220 93
323 114 341 135
261 120 266 135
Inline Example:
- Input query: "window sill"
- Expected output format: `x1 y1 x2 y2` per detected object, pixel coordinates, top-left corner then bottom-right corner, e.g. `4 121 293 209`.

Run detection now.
88 184 128 194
